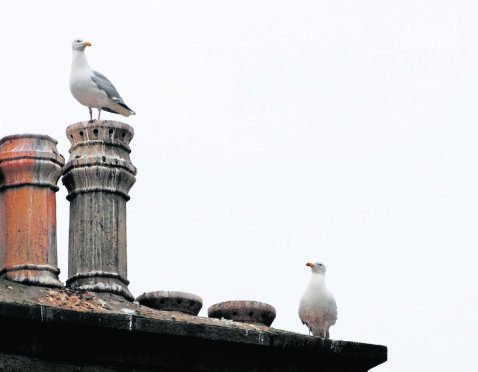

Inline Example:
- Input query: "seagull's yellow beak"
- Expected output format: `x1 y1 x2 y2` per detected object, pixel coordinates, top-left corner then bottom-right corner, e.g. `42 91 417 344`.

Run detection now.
83 42 92 47
306 262 314 267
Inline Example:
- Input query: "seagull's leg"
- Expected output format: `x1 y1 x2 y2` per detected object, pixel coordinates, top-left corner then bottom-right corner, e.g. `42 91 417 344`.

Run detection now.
88 107 93 121
98 108 102 120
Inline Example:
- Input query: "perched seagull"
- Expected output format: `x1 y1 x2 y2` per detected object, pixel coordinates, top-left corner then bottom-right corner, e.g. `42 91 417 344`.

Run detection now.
299 262 338 338
70 39 135 121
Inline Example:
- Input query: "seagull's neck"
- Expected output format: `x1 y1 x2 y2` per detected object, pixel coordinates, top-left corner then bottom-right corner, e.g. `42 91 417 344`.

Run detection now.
72 50 90 70
309 272 326 287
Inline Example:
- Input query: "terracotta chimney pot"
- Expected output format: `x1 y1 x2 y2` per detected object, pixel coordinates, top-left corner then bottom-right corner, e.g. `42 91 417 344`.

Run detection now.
0 134 64 287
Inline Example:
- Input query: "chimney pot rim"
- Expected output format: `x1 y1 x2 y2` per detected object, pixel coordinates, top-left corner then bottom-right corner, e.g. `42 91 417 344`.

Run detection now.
0 134 59 146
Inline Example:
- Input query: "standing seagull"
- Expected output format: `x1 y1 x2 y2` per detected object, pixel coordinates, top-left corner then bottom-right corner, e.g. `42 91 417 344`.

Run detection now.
70 39 135 121
299 262 338 338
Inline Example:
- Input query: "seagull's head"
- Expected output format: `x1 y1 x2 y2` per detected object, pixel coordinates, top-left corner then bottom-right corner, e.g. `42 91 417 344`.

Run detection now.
306 262 327 274
72 39 92 52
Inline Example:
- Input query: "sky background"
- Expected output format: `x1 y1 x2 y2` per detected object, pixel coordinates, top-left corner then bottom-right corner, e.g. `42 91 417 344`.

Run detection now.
1 1 477 371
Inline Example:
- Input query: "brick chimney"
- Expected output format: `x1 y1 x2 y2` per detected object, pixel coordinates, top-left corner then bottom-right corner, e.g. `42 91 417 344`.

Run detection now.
0 134 64 287
62 121 136 301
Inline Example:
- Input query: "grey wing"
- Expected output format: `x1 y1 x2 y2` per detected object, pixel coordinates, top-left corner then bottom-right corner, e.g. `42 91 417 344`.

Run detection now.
329 295 338 322
91 71 124 102
92 71 134 113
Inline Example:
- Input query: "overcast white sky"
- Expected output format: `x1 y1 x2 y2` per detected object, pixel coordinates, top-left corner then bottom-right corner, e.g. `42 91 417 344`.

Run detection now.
1 1 477 370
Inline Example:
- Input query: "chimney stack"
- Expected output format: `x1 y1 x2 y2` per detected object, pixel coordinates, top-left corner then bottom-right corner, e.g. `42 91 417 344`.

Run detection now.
62 121 136 301
0 134 64 287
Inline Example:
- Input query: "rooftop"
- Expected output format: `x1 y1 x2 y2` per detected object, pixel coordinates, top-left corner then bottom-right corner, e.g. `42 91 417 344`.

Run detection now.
0 278 387 371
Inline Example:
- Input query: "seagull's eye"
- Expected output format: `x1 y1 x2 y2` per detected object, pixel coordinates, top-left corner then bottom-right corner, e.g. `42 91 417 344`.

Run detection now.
75 40 81 43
